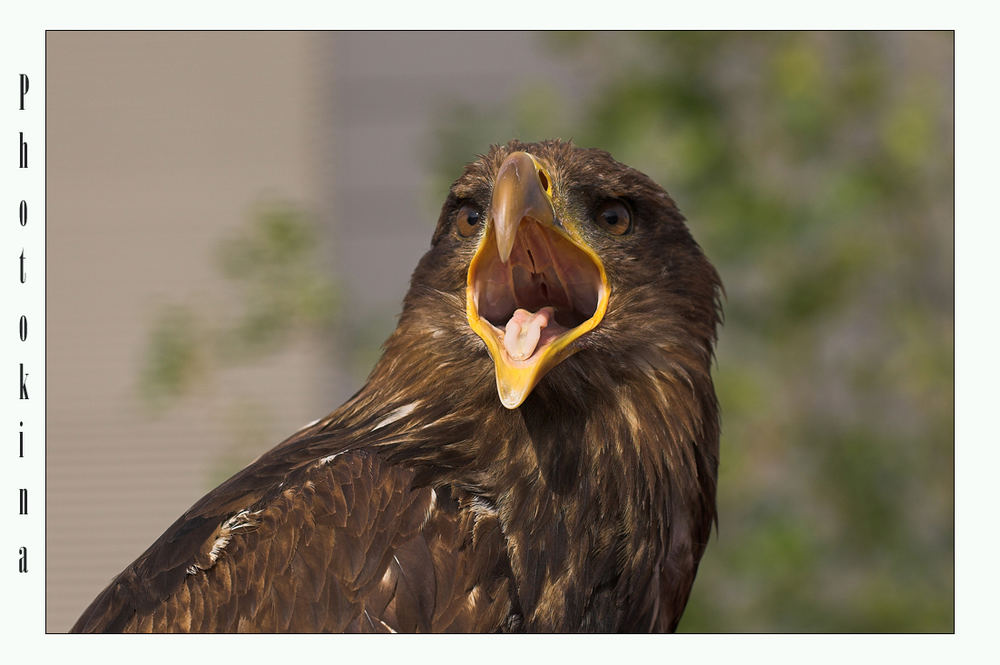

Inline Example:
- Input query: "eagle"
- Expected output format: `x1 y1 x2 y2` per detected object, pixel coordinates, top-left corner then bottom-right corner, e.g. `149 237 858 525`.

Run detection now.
71 139 722 633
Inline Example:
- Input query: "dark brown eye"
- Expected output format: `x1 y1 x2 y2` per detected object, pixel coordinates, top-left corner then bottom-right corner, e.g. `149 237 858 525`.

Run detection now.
595 200 631 235
456 205 482 237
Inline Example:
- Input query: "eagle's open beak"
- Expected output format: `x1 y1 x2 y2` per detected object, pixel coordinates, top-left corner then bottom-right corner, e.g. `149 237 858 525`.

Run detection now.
467 151 610 409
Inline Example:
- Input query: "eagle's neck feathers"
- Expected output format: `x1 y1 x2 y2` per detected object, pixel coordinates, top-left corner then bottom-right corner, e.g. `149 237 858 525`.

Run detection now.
295 312 719 631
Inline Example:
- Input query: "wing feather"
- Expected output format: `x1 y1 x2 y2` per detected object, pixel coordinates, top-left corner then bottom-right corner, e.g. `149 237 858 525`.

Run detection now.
71 449 513 632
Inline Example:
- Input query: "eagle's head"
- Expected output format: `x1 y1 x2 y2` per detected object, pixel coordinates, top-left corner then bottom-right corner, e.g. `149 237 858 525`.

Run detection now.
398 139 722 413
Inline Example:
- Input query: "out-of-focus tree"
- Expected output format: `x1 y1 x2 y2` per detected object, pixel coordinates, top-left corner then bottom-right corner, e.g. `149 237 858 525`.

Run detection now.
139 202 341 485
431 31 953 632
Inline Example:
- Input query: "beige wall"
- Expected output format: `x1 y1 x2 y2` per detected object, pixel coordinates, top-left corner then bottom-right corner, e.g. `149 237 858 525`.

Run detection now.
46 32 332 631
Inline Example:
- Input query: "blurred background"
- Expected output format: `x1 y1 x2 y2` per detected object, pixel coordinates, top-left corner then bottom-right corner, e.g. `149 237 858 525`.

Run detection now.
46 31 953 632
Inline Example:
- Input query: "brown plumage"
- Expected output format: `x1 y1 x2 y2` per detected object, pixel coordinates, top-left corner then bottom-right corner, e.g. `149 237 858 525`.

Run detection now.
71 139 722 633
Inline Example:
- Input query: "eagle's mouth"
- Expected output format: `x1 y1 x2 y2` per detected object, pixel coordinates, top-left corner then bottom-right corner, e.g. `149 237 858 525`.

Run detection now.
471 219 604 363
466 151 609 409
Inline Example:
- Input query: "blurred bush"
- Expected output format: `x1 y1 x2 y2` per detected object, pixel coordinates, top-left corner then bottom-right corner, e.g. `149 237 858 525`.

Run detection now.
141 202 340 409
431 31 953 632
139 202 341 483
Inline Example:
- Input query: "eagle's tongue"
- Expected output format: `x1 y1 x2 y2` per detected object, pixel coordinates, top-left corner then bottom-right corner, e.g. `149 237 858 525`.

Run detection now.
503 307 555 360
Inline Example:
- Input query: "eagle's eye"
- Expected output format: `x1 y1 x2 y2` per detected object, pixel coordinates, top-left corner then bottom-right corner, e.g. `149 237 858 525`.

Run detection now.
595 200 631 236
456 205 482 237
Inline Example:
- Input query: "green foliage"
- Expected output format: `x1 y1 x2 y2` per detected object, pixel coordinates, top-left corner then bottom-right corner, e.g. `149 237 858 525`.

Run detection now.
215 204 339 360
140 304 204 411
139 202 340 479
430 31 953 632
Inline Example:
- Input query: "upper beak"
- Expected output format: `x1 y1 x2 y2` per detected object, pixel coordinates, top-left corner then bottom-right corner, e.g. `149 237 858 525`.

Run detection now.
466 151 609 408
491 152 555 262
